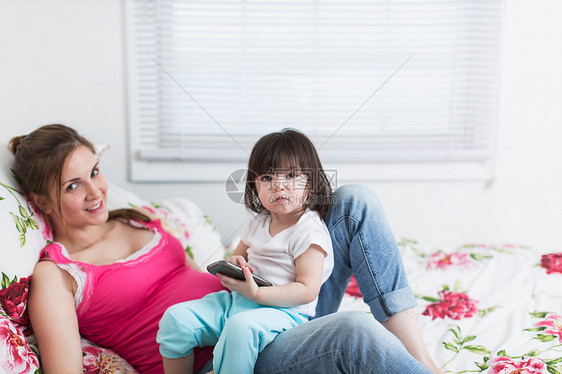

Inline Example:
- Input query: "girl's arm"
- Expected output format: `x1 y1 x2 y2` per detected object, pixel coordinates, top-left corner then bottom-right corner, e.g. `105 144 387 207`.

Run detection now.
219 244 325 307
27 261 83 374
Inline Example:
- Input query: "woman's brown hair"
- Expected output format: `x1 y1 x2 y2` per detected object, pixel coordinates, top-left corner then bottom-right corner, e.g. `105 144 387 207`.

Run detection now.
9 124 149 228
244 128 333 219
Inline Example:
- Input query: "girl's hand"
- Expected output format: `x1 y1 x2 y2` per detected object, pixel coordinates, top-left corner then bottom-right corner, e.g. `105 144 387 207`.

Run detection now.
218 266 259 301
227 255 255 273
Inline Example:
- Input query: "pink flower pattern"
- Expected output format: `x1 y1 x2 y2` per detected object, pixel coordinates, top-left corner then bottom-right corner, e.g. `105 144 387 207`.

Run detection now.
82 344 138 374
535 313 562 342
422 290 479 320
142 205 190 242
426 251 477 270
0 277 32 336
540 253 562 275
490 356 548 374
0 318 39 374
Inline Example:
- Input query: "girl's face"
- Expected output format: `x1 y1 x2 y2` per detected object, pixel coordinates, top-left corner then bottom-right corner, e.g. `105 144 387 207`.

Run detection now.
255 168 308 217
43 145 108 232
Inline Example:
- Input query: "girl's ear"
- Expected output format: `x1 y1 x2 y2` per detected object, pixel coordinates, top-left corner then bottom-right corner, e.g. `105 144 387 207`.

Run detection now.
29 193 53 215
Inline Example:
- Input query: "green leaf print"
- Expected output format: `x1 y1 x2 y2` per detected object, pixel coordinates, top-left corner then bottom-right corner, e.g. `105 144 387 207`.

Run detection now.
1 273 10 289
19 205 30 218
440 325 491 372
1 182 40 247
545 357 562 365
529 311 549 318
464 345 491 355
535 334 557 342
421 296 441 302
28 218 39 230
1 272 17 289
185 246 194 259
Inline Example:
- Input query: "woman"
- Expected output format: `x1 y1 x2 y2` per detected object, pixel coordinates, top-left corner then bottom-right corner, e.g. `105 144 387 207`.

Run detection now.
13 124 442 373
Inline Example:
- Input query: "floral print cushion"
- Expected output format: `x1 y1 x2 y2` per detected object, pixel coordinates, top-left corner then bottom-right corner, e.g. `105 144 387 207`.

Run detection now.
0 311 138 374
0 316 39 374
1 275 32 337
342 240 562 374
81 339 138 374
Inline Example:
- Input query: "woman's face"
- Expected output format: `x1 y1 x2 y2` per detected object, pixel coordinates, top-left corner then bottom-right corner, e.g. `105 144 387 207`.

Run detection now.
44 145 108 232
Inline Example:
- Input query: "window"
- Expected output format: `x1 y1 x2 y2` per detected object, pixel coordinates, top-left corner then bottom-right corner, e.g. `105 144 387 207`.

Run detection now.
125 0 503 182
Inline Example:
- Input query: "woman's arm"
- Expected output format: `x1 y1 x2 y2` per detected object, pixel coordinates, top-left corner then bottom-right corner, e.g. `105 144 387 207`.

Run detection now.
28 261 83 374
219 244 325 307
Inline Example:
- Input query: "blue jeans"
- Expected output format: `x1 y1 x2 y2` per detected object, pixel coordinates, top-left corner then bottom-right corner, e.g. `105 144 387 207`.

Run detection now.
255 311 431 374
316 184 417 322
197 185 428 373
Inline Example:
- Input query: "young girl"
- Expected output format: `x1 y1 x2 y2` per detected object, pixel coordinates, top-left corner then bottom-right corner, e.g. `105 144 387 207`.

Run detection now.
157 129 334 374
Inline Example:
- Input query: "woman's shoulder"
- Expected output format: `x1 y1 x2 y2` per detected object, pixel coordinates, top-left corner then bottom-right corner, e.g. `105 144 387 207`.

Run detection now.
30 260 76 315
32 252 74 289
39 241 66 262
33 257 64 277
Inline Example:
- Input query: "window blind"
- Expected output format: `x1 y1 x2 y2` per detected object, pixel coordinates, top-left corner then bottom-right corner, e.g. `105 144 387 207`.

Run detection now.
125 0 502 181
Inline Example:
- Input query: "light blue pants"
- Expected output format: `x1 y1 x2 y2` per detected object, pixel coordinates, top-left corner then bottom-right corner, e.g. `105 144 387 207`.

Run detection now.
158 291 307 374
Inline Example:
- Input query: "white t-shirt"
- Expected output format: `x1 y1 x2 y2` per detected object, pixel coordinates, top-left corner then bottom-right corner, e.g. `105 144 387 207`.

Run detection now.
241 209 334 316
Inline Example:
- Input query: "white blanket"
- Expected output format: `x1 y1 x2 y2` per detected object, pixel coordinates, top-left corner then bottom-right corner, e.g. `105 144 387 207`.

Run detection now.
341 239 562 373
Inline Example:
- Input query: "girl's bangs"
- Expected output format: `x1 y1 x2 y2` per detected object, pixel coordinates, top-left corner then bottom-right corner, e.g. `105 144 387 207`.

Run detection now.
254 148 302 176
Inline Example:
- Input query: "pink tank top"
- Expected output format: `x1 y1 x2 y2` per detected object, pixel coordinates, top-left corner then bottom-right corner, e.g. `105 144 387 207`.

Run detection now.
39 219 225 373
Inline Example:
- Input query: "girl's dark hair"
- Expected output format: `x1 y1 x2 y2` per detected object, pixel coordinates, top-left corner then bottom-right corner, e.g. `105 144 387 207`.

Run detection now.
9 124 149 228
244 128 332 219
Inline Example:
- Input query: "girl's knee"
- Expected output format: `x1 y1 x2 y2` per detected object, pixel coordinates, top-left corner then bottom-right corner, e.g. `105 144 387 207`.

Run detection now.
158 304 201 339
157 306 199 358
222 314 257 339
159 306 177 332
160 304 184 328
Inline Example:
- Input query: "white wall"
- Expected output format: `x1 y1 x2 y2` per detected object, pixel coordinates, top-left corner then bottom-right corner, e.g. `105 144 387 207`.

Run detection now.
1 0 560 249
